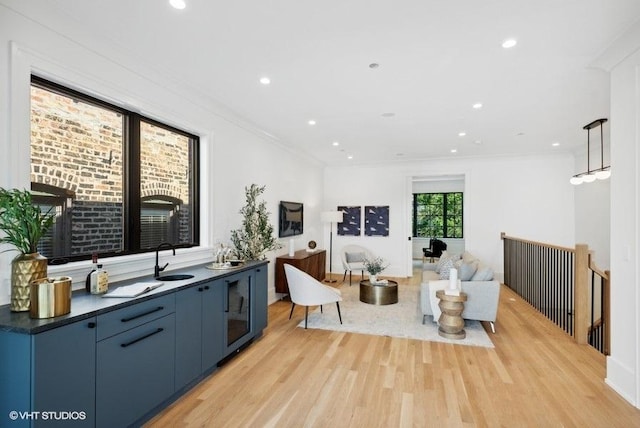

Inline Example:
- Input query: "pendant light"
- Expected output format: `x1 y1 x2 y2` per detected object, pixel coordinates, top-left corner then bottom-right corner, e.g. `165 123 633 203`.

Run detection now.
570 118 610 185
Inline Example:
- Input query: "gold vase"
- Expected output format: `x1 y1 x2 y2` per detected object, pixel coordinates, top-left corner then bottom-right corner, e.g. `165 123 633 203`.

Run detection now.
11 252 48 312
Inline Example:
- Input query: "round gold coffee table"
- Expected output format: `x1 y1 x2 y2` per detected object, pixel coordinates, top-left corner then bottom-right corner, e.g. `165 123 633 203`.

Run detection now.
436 290 468 339
359 280 398 305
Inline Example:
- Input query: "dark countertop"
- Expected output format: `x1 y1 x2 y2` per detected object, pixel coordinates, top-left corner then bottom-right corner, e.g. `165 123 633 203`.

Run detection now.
0 260 268 335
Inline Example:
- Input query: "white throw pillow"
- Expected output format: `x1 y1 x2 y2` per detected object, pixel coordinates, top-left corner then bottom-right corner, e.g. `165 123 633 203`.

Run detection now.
346 252 366 263
435 251 460 273
435 251 449 273
461 251 478 264
439 258 455 279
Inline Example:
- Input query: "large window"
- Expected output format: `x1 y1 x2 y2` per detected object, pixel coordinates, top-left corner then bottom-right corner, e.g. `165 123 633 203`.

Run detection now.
30 76 199 262
413 192 463 238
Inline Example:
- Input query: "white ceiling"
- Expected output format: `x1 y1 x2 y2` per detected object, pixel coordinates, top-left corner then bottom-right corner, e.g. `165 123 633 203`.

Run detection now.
4 0 640 165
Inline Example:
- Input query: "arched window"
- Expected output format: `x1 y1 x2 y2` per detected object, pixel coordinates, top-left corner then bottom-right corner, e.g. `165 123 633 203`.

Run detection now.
141 196 182 249
31 183 75 258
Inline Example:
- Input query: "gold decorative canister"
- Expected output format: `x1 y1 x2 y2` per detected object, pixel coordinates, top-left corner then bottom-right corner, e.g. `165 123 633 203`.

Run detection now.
29 276 72 319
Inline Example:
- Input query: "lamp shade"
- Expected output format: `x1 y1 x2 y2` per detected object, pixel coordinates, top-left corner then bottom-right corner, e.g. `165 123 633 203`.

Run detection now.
582 173 597 183
595 170 611 180
321 211 344 223
569 176 584 185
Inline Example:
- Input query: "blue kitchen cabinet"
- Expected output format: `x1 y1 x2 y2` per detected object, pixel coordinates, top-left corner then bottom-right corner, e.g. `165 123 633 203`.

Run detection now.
202 280 225 371
32 317 97 428
175 280 224 391
253 265 268 335
0 261 269 428
95 298 175 428
0 317 96 428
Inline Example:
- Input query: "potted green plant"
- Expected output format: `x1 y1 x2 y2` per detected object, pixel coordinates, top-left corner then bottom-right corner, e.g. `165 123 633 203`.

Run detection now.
364 256 389 284
230 184 282 260
0 188 55 311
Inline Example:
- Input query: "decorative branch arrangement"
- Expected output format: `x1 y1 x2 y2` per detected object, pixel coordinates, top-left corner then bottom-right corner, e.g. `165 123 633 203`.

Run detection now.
230 184 282 260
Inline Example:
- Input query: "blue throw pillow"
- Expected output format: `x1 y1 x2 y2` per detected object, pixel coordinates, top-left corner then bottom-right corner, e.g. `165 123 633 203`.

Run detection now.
458 262 478 281
471 265 494 281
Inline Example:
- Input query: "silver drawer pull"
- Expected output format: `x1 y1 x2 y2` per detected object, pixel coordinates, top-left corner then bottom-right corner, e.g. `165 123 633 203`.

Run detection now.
121 306 164 322
120 328 164 348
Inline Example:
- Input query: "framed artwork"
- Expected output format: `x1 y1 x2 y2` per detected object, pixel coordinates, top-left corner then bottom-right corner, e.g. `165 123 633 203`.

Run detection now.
365 205 389 236
337 206 361 236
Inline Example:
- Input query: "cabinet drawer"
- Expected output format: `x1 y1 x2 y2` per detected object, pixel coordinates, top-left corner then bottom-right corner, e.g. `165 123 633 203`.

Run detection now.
96 313 175 428
97 294 175 341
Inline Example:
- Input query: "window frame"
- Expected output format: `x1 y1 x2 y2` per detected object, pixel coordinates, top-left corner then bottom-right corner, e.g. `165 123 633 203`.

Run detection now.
30 75 200 263
412 192 464 239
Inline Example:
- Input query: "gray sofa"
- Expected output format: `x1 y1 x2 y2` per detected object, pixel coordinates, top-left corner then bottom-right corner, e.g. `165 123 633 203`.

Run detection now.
420 251 500 333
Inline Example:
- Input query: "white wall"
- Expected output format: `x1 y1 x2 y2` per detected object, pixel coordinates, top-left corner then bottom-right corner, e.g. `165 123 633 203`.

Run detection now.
598 24 640 407
573 146 611 269
324 153 576 280
0 6 324 305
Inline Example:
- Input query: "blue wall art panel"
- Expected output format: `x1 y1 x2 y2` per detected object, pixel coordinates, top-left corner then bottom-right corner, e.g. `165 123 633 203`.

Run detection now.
365 205 389 236
337 206 361 236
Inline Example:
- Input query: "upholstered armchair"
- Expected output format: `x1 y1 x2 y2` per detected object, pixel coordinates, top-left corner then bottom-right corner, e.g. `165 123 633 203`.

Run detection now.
340 244 373 285
284 264 343 329
422 239 447 262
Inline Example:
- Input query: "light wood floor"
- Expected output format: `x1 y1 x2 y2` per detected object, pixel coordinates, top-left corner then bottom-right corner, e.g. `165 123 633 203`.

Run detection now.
147 266 640 427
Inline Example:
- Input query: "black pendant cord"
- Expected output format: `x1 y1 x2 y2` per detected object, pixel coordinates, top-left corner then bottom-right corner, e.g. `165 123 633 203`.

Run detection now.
600 123 605 171
587 128 591 174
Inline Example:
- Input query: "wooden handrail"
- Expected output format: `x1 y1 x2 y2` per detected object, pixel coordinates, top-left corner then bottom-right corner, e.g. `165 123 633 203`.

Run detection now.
501 232 575 253
588 318 603 332
588 253 609 280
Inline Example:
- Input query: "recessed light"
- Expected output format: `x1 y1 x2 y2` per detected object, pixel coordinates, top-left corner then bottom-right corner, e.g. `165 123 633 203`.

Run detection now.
259 77 271 85
458 132 466 137
347 155 353 160
451 149 458 153
381 112 395 117
502 38 517 49
332 141 340 146
308 120 316 126
472 103 483 109
474 140 482 145
396 153 404 157
369 63 380 69
170 0 186 10
552 142 560 147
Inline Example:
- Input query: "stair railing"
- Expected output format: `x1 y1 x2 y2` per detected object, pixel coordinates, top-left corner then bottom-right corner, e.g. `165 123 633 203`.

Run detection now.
501 233 609 354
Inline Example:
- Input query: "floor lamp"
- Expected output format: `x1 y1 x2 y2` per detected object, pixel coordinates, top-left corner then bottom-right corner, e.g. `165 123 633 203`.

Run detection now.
321 210 344 283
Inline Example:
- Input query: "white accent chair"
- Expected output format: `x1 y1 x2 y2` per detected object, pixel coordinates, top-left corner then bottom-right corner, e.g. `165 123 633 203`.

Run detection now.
340 244 373 285
284 264 343 329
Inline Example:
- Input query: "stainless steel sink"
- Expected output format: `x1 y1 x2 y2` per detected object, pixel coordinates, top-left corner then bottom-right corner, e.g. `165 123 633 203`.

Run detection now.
156 274 194 281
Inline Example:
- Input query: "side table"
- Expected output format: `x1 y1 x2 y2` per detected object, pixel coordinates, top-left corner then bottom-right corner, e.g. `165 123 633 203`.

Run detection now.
436 290 468 339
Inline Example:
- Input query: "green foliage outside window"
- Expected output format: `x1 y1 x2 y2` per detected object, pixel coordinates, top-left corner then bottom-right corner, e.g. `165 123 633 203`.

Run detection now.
413 192 463 238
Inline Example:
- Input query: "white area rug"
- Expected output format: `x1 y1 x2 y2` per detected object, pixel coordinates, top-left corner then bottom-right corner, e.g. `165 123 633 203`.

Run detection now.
297 282 494 348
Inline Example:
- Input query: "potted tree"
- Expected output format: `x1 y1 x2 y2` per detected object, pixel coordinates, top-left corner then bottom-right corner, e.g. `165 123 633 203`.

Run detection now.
0 188 55 311
230 184 281 260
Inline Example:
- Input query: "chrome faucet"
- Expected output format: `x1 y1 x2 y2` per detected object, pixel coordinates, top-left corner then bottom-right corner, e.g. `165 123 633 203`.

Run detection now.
154 242 175 278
